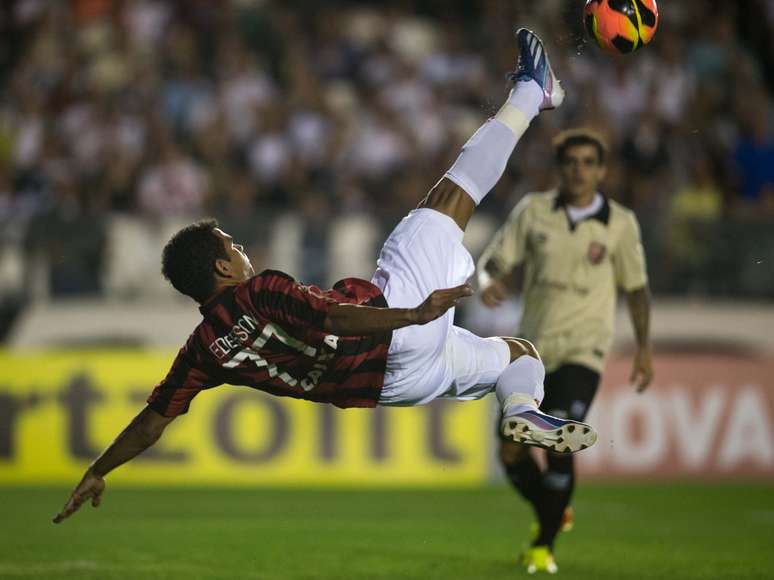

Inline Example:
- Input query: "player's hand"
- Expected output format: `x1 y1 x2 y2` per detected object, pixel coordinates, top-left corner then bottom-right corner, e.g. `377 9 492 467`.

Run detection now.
630 348 653 393
413 284 473 324
480 279 508 308
52 469 105 524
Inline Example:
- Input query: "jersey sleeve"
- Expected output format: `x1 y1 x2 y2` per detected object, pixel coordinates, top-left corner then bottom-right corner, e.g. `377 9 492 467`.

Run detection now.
477 195 530 284
248 270 336 332
612 211 649 291
146 345 220 417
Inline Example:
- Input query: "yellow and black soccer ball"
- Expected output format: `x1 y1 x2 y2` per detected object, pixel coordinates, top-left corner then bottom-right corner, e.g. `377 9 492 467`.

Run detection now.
585 0 659 54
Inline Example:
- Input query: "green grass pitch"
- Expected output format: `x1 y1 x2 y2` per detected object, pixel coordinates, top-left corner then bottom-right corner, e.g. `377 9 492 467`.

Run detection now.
2 484 773 579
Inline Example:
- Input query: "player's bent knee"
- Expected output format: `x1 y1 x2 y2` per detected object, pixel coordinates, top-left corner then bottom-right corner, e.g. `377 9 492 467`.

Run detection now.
501 337 541 362
418 178 476 231
500 439 530 465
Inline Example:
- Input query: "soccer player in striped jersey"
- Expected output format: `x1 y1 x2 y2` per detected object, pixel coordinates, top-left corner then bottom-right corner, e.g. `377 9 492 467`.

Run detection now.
54 29 598 525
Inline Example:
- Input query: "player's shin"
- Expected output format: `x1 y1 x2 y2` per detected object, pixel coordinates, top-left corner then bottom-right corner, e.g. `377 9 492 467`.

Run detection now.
444 81 542 206
496 355 546 415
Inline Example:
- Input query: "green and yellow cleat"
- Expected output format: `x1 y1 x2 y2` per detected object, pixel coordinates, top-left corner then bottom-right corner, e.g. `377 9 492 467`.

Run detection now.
522 546 558 575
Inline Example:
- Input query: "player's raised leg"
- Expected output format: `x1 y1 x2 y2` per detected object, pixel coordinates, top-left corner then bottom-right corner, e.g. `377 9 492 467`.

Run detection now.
375 30 597 453
374 29 563 406
433 29 595 453
419 28 565 231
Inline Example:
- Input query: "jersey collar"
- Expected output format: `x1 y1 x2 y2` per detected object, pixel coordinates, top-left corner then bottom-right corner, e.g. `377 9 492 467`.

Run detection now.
553 191 611 228
199 286 230 315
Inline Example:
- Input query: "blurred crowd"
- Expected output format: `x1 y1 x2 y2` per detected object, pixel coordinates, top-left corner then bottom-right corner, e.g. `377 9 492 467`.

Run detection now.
0 0 773 311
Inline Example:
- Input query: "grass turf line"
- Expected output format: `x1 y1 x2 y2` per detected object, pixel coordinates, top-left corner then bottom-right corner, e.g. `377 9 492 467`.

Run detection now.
2 484 773 579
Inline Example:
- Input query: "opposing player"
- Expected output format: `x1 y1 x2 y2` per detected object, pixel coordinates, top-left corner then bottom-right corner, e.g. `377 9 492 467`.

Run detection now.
478 129 653 573
54 29 597 524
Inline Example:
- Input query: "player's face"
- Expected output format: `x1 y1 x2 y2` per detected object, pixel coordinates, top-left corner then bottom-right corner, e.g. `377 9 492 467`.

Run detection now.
557 144 606 199
213 228 255 282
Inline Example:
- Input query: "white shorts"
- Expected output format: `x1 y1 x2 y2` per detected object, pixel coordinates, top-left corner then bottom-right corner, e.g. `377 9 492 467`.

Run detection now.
371 209 511 406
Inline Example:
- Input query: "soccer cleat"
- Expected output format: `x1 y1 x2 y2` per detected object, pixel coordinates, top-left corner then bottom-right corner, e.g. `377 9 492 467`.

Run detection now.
501 409 597 453
508 28 565 111
522 546 558 575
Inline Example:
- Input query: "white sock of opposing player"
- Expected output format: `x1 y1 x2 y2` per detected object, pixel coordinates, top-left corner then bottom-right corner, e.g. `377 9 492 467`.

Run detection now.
444 80 543 205
496 355 546 417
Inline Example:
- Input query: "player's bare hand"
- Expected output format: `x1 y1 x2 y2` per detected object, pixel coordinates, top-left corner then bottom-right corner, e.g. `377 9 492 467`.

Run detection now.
413 284 473 324
480 279 508 308
52 469 105 524
630 348 653 393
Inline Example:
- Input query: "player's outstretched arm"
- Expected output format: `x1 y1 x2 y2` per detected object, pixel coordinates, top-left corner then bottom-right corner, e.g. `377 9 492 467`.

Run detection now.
324 284 473 336
52 406 175 524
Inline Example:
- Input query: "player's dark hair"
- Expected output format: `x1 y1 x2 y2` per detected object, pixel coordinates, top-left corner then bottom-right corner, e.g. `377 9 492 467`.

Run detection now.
553 129 608 165
162 219 229 302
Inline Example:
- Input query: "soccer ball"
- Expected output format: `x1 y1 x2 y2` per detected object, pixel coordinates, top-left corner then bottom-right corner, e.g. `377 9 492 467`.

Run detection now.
584 0 659 55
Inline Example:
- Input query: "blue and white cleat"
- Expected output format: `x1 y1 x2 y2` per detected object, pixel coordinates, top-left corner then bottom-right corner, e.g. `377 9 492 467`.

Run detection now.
508 28 565 111
501 409 597 453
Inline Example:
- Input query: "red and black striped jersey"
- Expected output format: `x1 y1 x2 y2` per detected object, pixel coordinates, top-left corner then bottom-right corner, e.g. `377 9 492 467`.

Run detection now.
147 270 392 416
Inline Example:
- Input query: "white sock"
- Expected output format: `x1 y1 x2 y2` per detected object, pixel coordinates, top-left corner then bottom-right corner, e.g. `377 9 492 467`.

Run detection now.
495 355 546 417
495 79 543 138
444 80 543 205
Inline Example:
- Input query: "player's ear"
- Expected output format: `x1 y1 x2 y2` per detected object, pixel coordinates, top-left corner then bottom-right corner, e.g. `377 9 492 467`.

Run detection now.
214 257 234 279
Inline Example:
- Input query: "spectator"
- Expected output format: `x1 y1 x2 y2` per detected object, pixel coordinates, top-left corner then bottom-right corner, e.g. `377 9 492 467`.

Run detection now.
24 174 107 297
0 0 771 305
138 138 209 216
668 155 724 291
733 89 774 214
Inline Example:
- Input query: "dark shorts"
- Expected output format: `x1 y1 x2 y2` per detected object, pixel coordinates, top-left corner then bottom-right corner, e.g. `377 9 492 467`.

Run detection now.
540 363 600 422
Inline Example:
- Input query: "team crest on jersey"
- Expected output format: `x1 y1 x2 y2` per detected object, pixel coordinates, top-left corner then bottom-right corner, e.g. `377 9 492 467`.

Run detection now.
587 241 607 265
